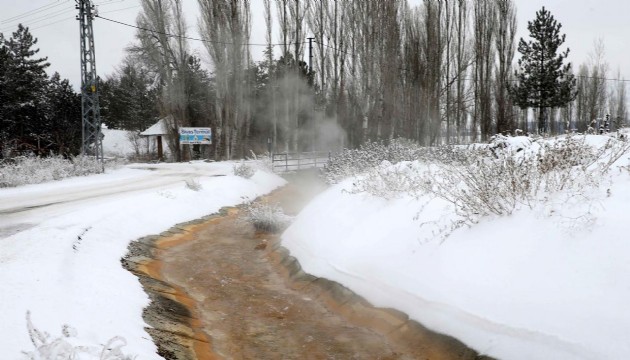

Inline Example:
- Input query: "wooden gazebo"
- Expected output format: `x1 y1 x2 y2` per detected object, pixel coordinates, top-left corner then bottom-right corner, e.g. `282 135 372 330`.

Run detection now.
140 116 171 160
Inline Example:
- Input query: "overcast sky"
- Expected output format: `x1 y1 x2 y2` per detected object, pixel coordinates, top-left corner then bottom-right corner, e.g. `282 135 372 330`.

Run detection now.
0 0 628 90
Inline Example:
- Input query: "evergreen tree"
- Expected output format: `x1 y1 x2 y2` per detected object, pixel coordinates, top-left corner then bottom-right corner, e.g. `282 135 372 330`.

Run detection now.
180 55 213 128
3 24 50 150
100 58 159 131
509 7 576 134
45 73 82 156
0 33 13 155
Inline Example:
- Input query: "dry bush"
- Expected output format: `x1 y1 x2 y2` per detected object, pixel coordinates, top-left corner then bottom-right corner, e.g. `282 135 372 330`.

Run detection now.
23 311 135 360
0 155 109 188
241 200 292 233
324 138 431 184
350 134 630 229
184 177 202 191
233 162 255 179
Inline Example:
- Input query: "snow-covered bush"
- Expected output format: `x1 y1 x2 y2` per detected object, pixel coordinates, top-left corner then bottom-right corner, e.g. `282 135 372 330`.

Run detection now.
184 177 202 191
324 138 429 184
349 161 421 199
349 134 630 229
246 150 273 172
0 155 110 188
233 161 255 179
23 311 135 360
241 200 292 233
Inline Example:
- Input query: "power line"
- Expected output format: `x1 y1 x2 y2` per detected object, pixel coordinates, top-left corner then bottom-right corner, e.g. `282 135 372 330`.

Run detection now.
0 7 74 32
316 41 353 57
98 5 142 15
96 15 307 47
319 41 630 83
0 0 130 32
1 0 71 24
95 0 132 7
574 76 630 82
30 16 76 32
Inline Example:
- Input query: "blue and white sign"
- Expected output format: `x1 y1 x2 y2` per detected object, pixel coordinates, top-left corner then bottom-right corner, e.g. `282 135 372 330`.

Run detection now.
179 127 212 145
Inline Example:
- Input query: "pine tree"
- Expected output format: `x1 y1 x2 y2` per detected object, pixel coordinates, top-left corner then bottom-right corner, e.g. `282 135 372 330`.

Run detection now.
0 33 13 155
100 58 159 131
3 24 50 151
46 72 82 156
509 7 576 134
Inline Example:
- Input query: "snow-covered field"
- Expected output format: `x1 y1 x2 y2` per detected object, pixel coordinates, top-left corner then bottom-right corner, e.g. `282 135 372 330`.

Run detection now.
0 161 285 359
282 134 630 360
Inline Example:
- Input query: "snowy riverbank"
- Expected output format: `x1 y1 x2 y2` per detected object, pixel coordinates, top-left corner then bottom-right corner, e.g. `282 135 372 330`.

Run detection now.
282 135 630 360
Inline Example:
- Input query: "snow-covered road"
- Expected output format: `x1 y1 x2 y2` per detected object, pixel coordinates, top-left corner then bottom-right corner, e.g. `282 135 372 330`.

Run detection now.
0 163 228 238
0 161 286 359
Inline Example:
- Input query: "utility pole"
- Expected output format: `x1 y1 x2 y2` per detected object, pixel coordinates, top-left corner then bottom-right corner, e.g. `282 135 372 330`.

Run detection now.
76 0 103 162
307 37 314 72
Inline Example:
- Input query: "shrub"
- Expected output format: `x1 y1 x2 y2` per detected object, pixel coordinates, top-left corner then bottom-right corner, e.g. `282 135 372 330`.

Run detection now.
184 177 202 191
241 200 292 233
348 161 421 200
23 311 135 360
324 138 430 184
349 134 630 230
245 150 273 172
0 155 112 188
233 161 255 179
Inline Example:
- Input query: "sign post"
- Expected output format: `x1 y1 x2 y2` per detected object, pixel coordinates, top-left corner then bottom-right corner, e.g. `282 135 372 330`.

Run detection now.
179 127 212 160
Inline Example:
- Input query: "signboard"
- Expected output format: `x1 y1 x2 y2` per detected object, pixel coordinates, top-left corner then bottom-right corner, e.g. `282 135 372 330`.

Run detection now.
179 127 212 145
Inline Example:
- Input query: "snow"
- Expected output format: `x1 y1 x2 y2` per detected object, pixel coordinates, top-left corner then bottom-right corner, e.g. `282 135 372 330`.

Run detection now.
101 127 136 158
102 126 169 159
282 136 630 360
5 132 630 359
0 161 286 359
139 117 170 136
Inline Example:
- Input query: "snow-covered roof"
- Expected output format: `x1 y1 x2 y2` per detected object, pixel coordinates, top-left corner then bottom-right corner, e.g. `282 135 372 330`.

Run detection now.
140 116 171 136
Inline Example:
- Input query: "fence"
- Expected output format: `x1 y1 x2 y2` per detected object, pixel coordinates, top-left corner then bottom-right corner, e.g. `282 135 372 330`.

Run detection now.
271 151 331 173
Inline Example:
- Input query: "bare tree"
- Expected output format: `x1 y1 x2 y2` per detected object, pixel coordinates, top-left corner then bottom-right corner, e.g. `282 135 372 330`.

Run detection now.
452 0 472 143
494 0 516 135
574 64 590 131
134 0 190 160
609 70 628 131
198 0 251 159
423 0 444 144
585 39 609 130
473 0 496 141
263 0 278 151
288 0 309 151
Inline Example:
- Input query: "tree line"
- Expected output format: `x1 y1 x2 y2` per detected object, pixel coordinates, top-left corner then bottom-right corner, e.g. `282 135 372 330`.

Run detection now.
0 25 81 157
1 1 628 160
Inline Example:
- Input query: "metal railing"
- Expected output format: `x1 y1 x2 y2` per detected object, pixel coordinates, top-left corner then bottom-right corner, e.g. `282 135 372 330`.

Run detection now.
271 151 331 173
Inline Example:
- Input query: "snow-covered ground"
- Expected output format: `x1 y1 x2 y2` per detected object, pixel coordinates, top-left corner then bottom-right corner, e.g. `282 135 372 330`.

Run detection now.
0 161 285 359
102 126 168 159
101 127 135 158
282 134 630 360
5 132 630 359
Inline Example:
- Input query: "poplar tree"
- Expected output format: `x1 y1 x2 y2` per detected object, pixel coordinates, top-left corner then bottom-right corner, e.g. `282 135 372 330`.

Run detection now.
509 7 576 134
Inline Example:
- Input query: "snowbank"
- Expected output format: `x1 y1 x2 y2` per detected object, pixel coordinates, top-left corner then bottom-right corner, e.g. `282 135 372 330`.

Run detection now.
282 136 630 360
0 161 285 359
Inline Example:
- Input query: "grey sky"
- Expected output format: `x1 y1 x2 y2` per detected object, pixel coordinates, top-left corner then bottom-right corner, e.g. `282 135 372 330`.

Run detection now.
0 0 628 90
